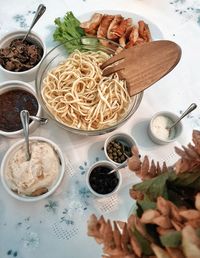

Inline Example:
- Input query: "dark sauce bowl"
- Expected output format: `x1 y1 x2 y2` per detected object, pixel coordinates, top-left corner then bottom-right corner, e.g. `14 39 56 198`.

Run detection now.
0 80 42 138
86 161 122 197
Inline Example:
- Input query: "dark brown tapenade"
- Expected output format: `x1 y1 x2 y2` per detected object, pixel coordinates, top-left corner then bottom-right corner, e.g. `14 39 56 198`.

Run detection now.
0 89 38 132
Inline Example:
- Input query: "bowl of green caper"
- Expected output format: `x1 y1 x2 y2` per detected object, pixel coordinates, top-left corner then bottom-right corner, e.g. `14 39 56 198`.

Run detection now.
104 132 137 165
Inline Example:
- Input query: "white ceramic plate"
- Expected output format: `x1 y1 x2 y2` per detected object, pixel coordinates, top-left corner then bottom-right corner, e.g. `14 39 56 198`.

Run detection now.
78 10 163 41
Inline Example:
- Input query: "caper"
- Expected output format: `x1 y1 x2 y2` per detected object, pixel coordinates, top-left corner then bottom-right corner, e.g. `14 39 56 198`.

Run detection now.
121 155 125 160
109 154 113 160
117 150 122 156
113 152 117 156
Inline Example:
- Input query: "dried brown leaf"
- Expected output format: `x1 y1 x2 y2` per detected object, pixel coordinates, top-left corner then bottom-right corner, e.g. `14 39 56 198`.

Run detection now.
129 189 144 201
179 210 200 221
156 162 162 175
171 220 183 231
140 209 160 224
149 160 157 178
195 193 200 211
151 243 171 258
121 224 130 253
157 197 170 216
106 220 115 245
170 203 183 222
113 221 122 250
140 155 149 179
130 234 142 257
175 146 190 160
182 225 200 258
153 215 172 229
134 215 154 242
166 247 185 258
162 162 168 173
185 219 200 229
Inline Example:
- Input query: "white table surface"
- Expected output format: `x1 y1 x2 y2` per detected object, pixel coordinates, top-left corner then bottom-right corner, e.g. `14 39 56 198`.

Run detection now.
0 0 200 257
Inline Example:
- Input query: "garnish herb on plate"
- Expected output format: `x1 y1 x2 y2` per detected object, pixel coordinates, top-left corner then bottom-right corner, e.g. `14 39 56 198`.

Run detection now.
53 11 85 52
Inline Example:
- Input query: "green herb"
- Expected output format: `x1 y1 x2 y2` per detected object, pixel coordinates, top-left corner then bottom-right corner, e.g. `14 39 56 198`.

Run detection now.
53 11 85 52
136 199 156 217
132 170 200 209
132 172 171 202
160 231 182 248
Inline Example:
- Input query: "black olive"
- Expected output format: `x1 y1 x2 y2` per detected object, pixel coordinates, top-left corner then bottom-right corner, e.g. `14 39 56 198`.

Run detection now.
89 165 119 194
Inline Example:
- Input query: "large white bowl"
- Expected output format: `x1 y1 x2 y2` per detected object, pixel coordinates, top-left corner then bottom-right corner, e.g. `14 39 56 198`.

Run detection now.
0 80 42 138
0 30 46 82
0 136 65 202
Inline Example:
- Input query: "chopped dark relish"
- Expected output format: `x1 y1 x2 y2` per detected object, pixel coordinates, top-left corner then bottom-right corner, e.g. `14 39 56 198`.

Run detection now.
89 165 119 195
0 38 43 72
0 89 38 132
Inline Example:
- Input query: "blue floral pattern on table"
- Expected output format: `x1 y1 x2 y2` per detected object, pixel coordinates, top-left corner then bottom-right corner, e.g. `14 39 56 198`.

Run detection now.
170 0 200 25
13 10 36 28
7 250 18 257
22 232 40 249
44 200 59 214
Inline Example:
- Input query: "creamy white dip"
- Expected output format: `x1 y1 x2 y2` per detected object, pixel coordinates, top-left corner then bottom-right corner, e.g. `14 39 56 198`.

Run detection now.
151 115 176 140
6 141 60 196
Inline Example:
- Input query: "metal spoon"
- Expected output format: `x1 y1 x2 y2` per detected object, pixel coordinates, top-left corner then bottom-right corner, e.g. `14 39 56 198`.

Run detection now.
20 110 31 161
22 4 46 42
167 103 197 131
29 115 48 125
108 160 128 175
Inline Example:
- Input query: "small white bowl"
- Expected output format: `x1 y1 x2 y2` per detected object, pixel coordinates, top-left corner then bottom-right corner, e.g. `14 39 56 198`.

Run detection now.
148 111 183 145
0 80 42 138
104 132 136 165
86 160 122 198
0 136 65 202
0 30 46 82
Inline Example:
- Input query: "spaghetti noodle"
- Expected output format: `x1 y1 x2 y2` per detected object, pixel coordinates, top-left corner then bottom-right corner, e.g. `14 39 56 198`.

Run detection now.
42 50 131 130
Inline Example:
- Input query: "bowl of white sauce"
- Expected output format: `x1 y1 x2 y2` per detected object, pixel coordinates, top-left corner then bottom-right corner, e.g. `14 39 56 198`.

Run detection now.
148 111 183 145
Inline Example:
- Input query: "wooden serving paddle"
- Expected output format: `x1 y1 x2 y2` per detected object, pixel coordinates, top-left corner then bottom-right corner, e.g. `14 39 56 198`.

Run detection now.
101 40 181 97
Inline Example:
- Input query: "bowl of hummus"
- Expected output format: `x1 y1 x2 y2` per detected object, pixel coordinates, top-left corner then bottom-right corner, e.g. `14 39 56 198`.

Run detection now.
0 136 65 201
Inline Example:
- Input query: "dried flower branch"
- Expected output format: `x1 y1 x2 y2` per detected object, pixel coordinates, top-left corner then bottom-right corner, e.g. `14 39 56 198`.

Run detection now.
175 130 200 173
88 195 200 258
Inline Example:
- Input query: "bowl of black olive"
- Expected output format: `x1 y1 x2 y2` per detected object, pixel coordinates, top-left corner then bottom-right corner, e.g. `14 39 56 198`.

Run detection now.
104 132 136 165
0 30 46 82
86 160 122 197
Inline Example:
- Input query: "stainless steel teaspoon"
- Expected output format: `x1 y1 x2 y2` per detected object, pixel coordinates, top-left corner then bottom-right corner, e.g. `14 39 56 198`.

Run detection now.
167 103 197 131
20 110 31 161
22 4 46 42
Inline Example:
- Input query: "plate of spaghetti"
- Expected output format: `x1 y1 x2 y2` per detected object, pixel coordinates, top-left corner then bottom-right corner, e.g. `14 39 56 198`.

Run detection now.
36 36 144 135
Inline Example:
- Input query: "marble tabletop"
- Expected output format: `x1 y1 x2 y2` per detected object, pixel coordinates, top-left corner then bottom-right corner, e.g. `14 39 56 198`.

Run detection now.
0 1 200 258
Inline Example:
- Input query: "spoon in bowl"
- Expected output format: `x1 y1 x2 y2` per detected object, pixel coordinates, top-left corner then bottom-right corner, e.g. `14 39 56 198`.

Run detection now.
166 103 197 131
20 110 31 161
22 4 46 42
29 115 48 125
108 153 130 175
